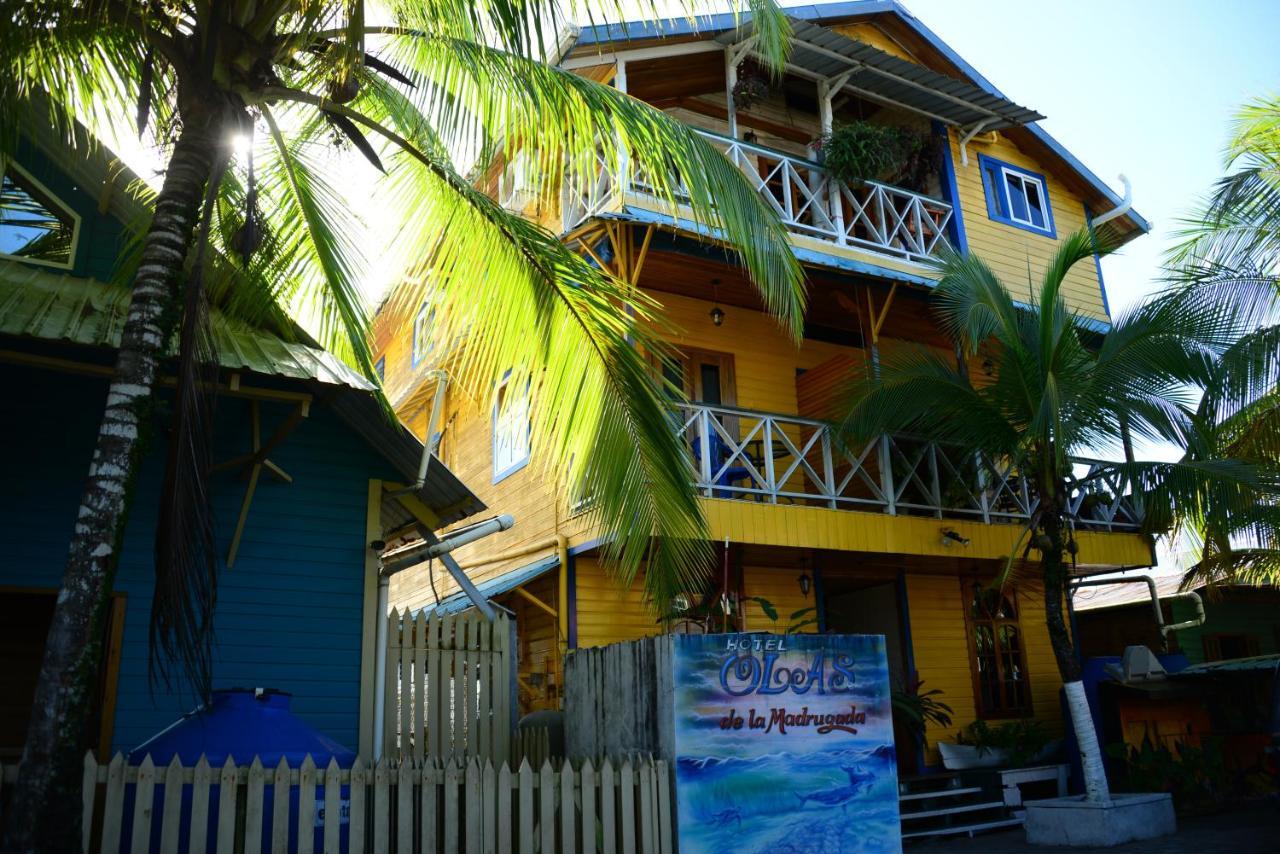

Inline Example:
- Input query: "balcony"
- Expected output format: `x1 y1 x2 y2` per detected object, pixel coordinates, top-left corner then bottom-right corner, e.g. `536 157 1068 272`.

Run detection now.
562 129 954 265
676 401 1141 533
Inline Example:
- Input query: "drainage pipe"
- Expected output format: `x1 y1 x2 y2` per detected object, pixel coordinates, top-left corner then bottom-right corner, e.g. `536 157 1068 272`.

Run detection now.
391 369 449 497
1070 573 1205 638
1089 174 1133 228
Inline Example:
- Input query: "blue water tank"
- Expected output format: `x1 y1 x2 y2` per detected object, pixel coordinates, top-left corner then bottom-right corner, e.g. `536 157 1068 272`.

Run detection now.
122 688 356 853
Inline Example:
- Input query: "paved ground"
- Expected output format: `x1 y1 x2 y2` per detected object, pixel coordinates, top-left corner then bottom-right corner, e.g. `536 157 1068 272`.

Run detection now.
913 804 1280 853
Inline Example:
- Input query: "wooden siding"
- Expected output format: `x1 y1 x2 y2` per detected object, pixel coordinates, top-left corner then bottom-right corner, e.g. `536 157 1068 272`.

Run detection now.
702 499 1149 566
906 574 1065 764
945 129 1108 320
741 565 820 634
0 364 391 752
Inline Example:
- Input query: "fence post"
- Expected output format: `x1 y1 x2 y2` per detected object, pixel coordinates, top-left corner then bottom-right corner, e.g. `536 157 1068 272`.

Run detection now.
272 758 291 854
517 761 533 854
215 758 237 854
130 755 155 854
324 758 341 854
539 761 556 854
190 755 212 854
396 761 413 854
349 758 367 854
497 763 513 854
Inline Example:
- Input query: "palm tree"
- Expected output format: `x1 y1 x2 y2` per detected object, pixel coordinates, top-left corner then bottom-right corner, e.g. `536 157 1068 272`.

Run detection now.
0 1 804 848
837 229 1278 802
1163 96 1280 588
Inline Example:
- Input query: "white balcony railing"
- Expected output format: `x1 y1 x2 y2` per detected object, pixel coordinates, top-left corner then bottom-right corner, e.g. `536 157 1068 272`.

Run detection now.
562 129 954 264
675 401 1142 532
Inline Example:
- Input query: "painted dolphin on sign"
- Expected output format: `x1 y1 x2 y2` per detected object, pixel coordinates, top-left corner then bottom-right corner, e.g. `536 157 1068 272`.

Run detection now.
710 807 743 827
793 766 876 811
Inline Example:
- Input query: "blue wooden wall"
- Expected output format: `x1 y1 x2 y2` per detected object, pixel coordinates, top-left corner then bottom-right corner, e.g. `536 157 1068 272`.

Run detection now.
7 138 129 282
0 362 394 753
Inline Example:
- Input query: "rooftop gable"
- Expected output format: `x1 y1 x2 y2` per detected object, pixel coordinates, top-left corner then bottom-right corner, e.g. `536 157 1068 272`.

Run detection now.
568 0 1149 237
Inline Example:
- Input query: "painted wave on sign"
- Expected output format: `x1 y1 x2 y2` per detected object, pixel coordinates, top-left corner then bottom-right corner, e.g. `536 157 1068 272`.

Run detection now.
675 743 900 854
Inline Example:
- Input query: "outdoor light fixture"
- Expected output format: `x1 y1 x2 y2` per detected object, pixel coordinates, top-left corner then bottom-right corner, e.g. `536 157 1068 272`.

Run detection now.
710 305 725 326
710 278 725 326
797 572 812 598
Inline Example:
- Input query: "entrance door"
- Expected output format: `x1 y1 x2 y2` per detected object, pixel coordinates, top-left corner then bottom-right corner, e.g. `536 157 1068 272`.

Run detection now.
663 347 737 407
822 577 919 775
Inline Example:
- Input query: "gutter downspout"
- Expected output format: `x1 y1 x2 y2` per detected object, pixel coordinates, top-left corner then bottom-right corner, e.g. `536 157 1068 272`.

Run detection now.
958 119 995 167
1089 174 1133 228
1070 573 1205 639
455 533 572 650
392 369 448 497
373 513 515 758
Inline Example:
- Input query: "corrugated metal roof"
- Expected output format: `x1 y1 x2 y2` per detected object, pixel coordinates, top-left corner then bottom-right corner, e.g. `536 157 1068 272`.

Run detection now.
715 18 1042 130
0 260 375 389
426 555 561 615
0 258 486 526
1175 654 1280 676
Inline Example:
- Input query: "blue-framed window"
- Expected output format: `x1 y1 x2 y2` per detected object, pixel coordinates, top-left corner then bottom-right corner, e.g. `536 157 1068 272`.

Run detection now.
977 154 1055 237
374 356 385 382
411 302 435 367
492 372 530 482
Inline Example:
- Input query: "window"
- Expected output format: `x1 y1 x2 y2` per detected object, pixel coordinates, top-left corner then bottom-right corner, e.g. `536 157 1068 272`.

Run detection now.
374 356 385 382
968 586 1031 717
492 373 530 482
411 302 435 367
0 161 79 268
978 154 1055 237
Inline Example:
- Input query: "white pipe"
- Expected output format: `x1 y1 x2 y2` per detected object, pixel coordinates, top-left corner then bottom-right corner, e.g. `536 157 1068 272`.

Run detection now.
380 514 516 577
1090 174 1132 228
1070 573 1206 638
396 370 449 496
958 119 994 167
373 574 390 759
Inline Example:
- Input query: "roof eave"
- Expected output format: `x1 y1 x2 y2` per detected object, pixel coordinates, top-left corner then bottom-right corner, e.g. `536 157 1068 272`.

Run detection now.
567 0 1150 236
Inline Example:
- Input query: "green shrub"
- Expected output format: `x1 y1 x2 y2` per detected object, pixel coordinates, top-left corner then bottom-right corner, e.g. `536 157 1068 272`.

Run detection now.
818 121 937 191
955 718 1053 767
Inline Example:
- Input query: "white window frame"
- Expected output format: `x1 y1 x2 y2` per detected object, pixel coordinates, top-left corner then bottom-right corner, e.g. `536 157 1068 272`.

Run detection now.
0 158 82 270
978 153 1056 238
1001 168 1050 231
492 373 531 483
411 302 434 367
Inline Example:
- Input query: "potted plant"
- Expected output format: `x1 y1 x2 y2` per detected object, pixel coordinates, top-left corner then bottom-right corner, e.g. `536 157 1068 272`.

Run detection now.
819 121 938 192
732 60 770 110
892 678 954 742
939 719 1061 770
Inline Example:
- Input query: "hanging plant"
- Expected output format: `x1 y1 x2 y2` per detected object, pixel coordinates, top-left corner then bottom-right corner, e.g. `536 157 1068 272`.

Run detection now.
731 59 769 110
819 121 937 191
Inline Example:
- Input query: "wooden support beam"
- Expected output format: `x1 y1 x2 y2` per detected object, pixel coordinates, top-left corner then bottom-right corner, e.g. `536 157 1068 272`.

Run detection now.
513 586 559 620
0 349 314 405
383 484 443 529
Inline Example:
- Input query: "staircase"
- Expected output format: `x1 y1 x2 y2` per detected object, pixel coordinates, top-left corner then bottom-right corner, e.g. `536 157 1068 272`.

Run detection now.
898 773 1023 842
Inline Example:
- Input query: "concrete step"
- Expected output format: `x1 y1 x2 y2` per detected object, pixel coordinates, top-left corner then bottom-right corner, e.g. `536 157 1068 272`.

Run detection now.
902 817 1024 841
899 786 983 802
901 800 1008 821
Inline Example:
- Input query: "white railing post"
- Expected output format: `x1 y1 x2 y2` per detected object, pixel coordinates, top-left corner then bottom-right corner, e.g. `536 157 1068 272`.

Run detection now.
975 453 991 525
927 441 944 518
821 428 837 510
697 406 713 496
763 417 777 503
879 434 896 515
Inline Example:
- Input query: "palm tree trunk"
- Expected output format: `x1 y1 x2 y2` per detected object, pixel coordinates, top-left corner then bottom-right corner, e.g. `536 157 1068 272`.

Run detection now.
1042 512 1113 804
1 123 219 854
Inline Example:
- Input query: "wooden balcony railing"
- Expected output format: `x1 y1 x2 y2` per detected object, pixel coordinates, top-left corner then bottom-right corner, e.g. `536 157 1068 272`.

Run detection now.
675 402 1142 532
562 129 954 264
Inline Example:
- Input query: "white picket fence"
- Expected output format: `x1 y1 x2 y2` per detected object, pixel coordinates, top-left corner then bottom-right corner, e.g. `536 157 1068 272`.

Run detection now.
0 751 671 853
384 609 513 764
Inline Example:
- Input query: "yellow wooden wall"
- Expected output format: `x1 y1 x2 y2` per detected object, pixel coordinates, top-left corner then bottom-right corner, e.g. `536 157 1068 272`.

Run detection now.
905 574 1065 764
741 566 820 634
945 129 1107 321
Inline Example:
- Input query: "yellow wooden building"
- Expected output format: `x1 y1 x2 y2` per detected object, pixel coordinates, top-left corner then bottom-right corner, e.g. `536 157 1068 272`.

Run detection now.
371 2 1152 770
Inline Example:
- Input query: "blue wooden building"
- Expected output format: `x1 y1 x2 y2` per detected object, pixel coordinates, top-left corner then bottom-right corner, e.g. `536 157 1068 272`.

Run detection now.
0 118 484 760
